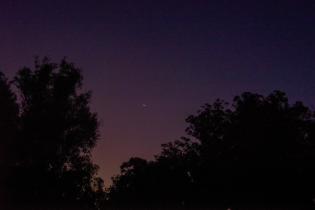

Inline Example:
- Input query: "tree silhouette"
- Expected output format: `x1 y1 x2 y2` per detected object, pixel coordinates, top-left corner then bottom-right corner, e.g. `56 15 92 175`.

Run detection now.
109 91 315 208
0 58 105 208
184 91 315 206
0 72 19 205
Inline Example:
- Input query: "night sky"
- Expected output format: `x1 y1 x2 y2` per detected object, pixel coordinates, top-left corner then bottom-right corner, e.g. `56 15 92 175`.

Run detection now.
1 0 315 185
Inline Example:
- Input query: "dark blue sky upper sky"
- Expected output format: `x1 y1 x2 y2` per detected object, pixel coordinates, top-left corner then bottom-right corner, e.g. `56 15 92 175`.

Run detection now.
1 0 315 185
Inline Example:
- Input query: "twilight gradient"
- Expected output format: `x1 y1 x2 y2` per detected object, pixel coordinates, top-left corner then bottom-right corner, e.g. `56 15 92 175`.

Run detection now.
1 0 315 185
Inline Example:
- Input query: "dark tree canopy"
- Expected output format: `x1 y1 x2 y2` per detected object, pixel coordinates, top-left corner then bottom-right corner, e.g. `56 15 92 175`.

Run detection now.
2 59 315 209
109 91 315 208
0 72 19 163
0 72 19 204
0 58 105 208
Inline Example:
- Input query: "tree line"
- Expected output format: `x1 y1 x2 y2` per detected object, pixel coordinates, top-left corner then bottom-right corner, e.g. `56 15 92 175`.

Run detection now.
1 58 315 209
108 92 315 209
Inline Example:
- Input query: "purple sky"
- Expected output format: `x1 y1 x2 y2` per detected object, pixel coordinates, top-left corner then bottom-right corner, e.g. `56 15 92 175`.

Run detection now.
1 0 315 185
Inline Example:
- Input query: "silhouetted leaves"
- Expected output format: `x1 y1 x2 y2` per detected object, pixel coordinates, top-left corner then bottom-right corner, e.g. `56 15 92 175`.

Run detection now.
0 58 105 208
109 91 315 208
0 72 19 205
2 58 315 209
